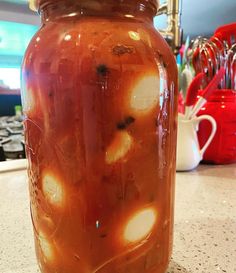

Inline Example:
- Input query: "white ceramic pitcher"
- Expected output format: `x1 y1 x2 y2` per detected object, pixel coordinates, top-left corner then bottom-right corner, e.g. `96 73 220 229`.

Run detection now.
176 113 217 171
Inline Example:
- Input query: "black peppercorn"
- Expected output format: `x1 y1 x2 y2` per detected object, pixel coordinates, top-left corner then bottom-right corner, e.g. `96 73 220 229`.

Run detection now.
96 64 109 76
125 116 135 125
117 116 135 130
117 122 126 130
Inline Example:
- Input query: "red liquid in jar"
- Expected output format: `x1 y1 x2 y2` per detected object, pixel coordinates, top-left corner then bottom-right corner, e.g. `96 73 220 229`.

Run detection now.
22 2 178 273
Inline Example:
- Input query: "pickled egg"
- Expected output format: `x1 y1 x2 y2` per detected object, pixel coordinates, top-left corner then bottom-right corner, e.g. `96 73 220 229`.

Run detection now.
38 232 54 262
124 208 157 243
105 131 133 164
128 31 140 41
130 75 159 112
42 173 64 207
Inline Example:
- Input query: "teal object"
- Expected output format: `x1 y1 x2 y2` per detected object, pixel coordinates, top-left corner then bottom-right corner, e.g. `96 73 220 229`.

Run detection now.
0 20 38 56
0 21 38 66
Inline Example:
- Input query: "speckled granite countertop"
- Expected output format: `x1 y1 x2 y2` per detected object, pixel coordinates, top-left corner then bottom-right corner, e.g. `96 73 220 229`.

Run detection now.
0 164 236 273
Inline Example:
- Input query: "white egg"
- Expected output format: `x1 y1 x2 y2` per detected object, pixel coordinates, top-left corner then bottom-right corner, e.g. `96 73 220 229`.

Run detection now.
129 31 141 41
105 131 133 164
38 232 54 262
124 208 157 243
130 75 160 112
42 173 64 207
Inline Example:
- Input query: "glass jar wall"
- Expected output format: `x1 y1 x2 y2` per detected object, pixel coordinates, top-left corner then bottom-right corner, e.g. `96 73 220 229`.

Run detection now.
22 1 178 273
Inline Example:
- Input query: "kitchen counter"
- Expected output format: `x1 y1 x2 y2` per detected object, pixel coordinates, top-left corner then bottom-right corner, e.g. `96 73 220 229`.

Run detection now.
0 164 236 273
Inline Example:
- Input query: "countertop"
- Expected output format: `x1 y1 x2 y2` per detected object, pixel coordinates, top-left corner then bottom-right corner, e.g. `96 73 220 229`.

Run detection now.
0 164 236 273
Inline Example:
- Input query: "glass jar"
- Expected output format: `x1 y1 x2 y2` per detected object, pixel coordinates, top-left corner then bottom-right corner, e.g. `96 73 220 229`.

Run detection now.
21 1 178 273
197 89 236 164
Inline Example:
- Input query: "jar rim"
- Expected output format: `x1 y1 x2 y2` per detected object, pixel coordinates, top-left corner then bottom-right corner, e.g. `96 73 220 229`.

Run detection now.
29 0 159 14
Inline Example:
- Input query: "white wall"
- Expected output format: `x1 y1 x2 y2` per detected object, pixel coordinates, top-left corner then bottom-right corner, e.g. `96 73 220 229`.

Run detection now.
182 0 236 38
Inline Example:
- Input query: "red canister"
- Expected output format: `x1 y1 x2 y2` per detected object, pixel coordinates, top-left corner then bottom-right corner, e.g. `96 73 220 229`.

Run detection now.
197 89 236 164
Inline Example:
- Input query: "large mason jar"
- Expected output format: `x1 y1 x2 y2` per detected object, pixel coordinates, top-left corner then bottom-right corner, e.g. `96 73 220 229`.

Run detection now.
21 1 178 273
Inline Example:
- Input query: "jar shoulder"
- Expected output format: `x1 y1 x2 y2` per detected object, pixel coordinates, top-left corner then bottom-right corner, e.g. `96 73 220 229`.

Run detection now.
23 18 177 91
25 18 174 64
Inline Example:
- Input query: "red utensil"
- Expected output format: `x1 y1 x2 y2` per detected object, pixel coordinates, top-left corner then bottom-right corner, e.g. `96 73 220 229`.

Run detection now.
214 23 236 47
185 72 205 117
178 91 185 114
192 39 220 83
187 67 226 119
231 54 236 90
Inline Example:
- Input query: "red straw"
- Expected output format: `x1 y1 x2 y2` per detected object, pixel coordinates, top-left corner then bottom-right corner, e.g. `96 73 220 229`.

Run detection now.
185 72 206 106
201 67 226 100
